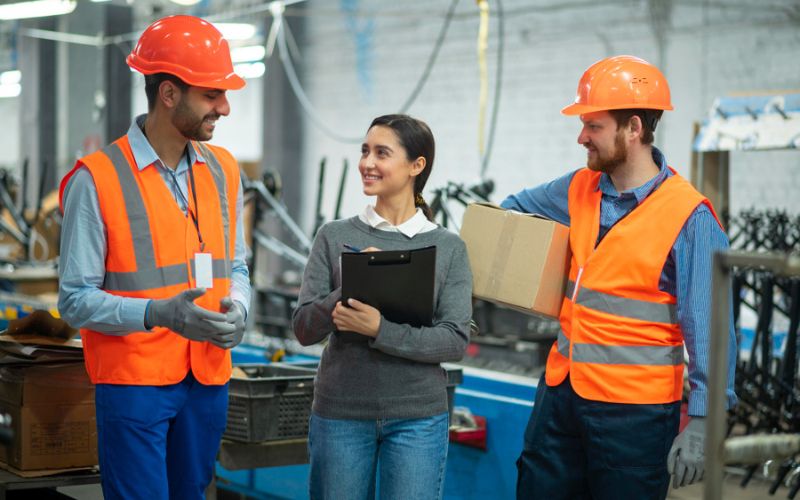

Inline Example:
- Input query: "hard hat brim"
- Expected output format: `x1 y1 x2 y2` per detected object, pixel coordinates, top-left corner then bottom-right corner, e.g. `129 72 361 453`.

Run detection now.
195 74 246 91
562 102 674 116
127 54 246 91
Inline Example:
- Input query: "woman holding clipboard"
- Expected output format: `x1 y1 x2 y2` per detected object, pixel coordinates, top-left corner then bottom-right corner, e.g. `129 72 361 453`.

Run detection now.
293 114 473 500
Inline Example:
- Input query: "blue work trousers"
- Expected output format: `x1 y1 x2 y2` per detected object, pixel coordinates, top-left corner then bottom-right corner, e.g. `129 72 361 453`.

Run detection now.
516 374 680 500
308 412 449 500
95 372 229 500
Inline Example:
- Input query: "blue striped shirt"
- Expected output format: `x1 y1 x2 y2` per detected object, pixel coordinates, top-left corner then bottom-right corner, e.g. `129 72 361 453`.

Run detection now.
501 147 737 416
58 115 251 335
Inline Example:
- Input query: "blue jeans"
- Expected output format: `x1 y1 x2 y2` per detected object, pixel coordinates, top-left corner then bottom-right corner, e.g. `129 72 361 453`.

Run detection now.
308 412 449 500
95 372 228 500
516 375 680 500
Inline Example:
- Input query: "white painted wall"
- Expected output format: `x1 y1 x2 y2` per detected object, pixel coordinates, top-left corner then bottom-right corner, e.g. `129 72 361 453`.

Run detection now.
0 97 20 169
4 1 799 222
290 0 800 230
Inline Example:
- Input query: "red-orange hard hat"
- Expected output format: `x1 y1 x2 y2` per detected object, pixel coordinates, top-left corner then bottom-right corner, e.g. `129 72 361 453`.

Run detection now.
562 55 672 115
127 15 245 90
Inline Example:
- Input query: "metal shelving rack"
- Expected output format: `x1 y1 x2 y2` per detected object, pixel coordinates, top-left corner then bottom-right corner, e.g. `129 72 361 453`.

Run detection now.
707 250 800 500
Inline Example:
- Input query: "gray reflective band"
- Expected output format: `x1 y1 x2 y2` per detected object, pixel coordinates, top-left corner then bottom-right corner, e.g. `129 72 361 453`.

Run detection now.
566 280 575 301
557 329 570 357
105 264 188 292
214 258 230 278
567 279 677 324
572 343 684 366
104 144 156 272
191 258 231 280
105 259 231 292
576 287 677 324
194 142 231 274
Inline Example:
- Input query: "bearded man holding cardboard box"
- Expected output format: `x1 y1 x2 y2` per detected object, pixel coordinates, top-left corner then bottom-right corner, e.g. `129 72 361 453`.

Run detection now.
463 55 738 500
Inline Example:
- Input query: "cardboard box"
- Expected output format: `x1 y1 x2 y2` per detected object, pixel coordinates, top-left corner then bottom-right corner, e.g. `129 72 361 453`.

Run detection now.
0 363 97 470
460 203 570 318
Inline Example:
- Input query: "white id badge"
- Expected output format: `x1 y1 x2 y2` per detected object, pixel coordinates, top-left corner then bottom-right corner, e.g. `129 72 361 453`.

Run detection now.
195 253 214 289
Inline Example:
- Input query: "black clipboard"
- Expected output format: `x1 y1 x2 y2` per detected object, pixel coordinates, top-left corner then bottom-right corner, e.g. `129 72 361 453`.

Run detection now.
341 245 436 328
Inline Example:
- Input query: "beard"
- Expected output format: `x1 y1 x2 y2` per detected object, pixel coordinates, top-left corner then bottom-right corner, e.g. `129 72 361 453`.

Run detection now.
587 131 627 174
172 97 217 141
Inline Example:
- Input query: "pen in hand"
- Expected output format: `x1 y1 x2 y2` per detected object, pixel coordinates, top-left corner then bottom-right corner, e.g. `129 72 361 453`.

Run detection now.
343 244 362 252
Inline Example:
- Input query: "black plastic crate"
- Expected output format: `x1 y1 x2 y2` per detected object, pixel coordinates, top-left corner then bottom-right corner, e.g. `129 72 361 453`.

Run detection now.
224 363 315 443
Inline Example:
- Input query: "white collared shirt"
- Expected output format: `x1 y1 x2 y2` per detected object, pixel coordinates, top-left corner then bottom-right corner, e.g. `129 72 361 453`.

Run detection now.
358 205 438 238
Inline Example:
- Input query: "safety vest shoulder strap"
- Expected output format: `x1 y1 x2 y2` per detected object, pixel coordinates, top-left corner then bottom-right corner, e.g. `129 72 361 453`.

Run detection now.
192 141 238 263
566 169 602 265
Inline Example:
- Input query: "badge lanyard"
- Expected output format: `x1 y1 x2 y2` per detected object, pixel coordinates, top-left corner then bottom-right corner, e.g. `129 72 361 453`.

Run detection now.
187 162 204 252
187 159 213 288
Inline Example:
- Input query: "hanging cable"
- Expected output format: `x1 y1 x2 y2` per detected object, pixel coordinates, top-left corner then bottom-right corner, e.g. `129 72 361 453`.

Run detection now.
273 0 463 144
479 0 504 179
398 0 461 113
476 0 489 157
275 7 363 143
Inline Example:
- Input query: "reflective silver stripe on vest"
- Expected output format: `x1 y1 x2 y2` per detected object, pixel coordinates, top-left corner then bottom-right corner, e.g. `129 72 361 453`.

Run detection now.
557 329 570 358
105 264 189 291
104 143 157 272
576 287 677 324
194 142 231 277
106 260 231 292
191 258 231 280
572 343 684 366
567 280 677 324
566 280 575 301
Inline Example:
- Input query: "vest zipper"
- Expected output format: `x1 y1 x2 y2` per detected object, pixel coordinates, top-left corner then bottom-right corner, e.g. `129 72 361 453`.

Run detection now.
572 267 584 302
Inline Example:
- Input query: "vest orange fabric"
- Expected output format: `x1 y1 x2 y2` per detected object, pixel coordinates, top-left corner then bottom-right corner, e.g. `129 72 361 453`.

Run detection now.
545 167 722 404
59 136 239 386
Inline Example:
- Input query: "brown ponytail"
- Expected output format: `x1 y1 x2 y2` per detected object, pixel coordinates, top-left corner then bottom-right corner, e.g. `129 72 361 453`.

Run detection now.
415 192 434 222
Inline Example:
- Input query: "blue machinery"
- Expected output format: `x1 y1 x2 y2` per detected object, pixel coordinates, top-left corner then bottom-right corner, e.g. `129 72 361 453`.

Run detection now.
217 345 536 499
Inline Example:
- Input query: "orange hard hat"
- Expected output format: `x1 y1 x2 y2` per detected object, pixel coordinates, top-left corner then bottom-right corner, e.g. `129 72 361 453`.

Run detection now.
127 15 245 91
562 55 672 115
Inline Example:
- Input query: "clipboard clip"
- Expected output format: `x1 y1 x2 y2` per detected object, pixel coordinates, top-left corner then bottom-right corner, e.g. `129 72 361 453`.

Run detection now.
367 251 411 265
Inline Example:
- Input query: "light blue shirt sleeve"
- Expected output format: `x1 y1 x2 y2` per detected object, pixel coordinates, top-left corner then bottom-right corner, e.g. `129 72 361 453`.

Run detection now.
58 168 150 334
230 178 251 318
673 205 738 416
499 170 577 226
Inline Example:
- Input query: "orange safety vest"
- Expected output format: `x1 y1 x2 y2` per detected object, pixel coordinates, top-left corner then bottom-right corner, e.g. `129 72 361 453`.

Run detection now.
545 167 722 404
59 136 239 386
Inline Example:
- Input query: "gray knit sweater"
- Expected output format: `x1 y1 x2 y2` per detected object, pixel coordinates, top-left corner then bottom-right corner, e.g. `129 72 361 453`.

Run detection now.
292 216 473 419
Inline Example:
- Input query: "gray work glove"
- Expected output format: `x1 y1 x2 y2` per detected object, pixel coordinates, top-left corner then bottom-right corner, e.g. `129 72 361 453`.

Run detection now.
146 288 236 341
667 416 706 489
207 297 246 350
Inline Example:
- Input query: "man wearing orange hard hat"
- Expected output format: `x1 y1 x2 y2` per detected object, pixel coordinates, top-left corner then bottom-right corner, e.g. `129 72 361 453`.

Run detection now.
58 15 250 499
502 56 737 499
